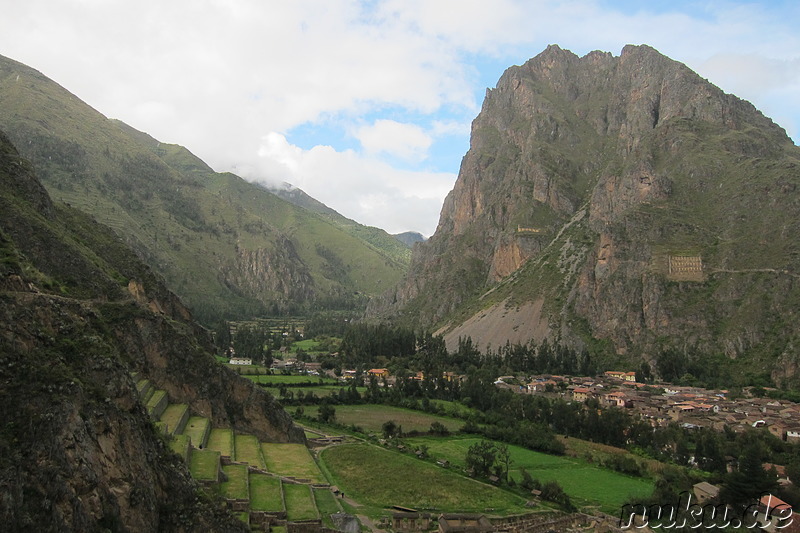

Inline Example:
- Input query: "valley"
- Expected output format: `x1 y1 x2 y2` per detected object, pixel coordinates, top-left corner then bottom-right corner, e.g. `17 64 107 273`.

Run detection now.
2 38 800 533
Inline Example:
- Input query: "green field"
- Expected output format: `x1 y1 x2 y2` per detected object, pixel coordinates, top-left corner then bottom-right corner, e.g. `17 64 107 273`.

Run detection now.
304 404 463 433
314 488 342 528
291 339 323 352
220 464 249 500
320 444 529 516
189 449 220 481
262 443 326 483
235 434 266 470
183 416 210 448
207 428 234 458
250 474 284 512
404 436 654 513
159 403 188 435
283 483 318 520
169 433 190 461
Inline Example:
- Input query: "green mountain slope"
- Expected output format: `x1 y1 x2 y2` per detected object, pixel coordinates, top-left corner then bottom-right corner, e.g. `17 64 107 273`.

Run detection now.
267 182 413 265
370 45 800 386
0 54 406 322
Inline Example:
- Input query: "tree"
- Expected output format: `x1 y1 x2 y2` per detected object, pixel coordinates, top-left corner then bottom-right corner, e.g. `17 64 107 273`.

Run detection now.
429 421 450 436
541 480 575 511
721 442 777 508
465 440 496 478
318 403 336 424
382 420 398 439
519 467 534 491
494 443 511 482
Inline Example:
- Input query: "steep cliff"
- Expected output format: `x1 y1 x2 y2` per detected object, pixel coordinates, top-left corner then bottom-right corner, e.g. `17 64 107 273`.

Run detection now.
370 45 800 384
0 130 302 531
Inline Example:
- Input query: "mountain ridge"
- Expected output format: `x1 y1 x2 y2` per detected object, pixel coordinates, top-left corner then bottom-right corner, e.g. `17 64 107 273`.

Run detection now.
0 53 407 322
368 44 800 386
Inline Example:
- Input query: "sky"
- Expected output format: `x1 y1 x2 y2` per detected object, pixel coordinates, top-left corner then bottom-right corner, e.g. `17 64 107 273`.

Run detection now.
0 1 798 237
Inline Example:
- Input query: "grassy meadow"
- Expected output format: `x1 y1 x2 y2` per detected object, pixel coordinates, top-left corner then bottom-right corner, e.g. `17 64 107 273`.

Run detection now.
283 483 318 521
303 404 464 433
262 443 326 483
249 474 284 512
404 436 654 513
319 443 530 516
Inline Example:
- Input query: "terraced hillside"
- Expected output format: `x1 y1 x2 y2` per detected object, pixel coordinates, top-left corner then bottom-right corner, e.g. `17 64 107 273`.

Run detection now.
136 375 340 531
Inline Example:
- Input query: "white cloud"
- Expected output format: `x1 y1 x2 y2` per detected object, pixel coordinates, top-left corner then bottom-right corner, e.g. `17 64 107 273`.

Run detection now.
354 120 433 162
0 0 798 236
248 132 453 236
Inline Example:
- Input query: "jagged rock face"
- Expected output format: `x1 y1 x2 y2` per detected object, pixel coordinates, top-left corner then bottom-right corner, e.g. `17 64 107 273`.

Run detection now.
0 295 247 533
219 238 316 305
371 45 800 377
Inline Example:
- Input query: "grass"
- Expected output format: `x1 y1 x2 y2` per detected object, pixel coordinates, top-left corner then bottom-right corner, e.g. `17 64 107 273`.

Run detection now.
261 443 325 483
249 473 284 512
320 443 529 516
404 436 654 514
169 433 190 461
314 488 342 527
159 403 188 435
189 449 220 481
283 483 319 521
303 404 463 433
183 416 210 448
207 428 234 458
291 339 323 352
145 389 166 411
235 433 266 470
241 373 338 385
220 464 249 500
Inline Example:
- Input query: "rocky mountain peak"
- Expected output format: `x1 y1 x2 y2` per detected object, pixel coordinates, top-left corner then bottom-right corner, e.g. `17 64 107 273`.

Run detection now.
368 45 800 385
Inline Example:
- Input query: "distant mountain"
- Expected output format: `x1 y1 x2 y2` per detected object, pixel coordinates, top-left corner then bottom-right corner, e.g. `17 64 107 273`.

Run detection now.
0 54 407 323
266 182 413 265
369 45 800 387
0 128 301 530
393 231 426 247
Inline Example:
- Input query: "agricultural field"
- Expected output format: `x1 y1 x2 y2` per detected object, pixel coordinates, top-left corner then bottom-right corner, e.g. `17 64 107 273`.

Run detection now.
189 449 221 481
283 483 318 521
404 436 654 514
159 403 188 435
249 473 284 512
183 416 210 448
235 434 266 470
262 443 326 483
303 404 464 433
314 488 342 528
169 434 190 461
290 339 324 353
320 443 530 517
206 428 234 458
220 464 249 500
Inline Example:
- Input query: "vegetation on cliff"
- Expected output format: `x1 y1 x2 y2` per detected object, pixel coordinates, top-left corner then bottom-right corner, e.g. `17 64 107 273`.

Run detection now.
370 44 800 387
